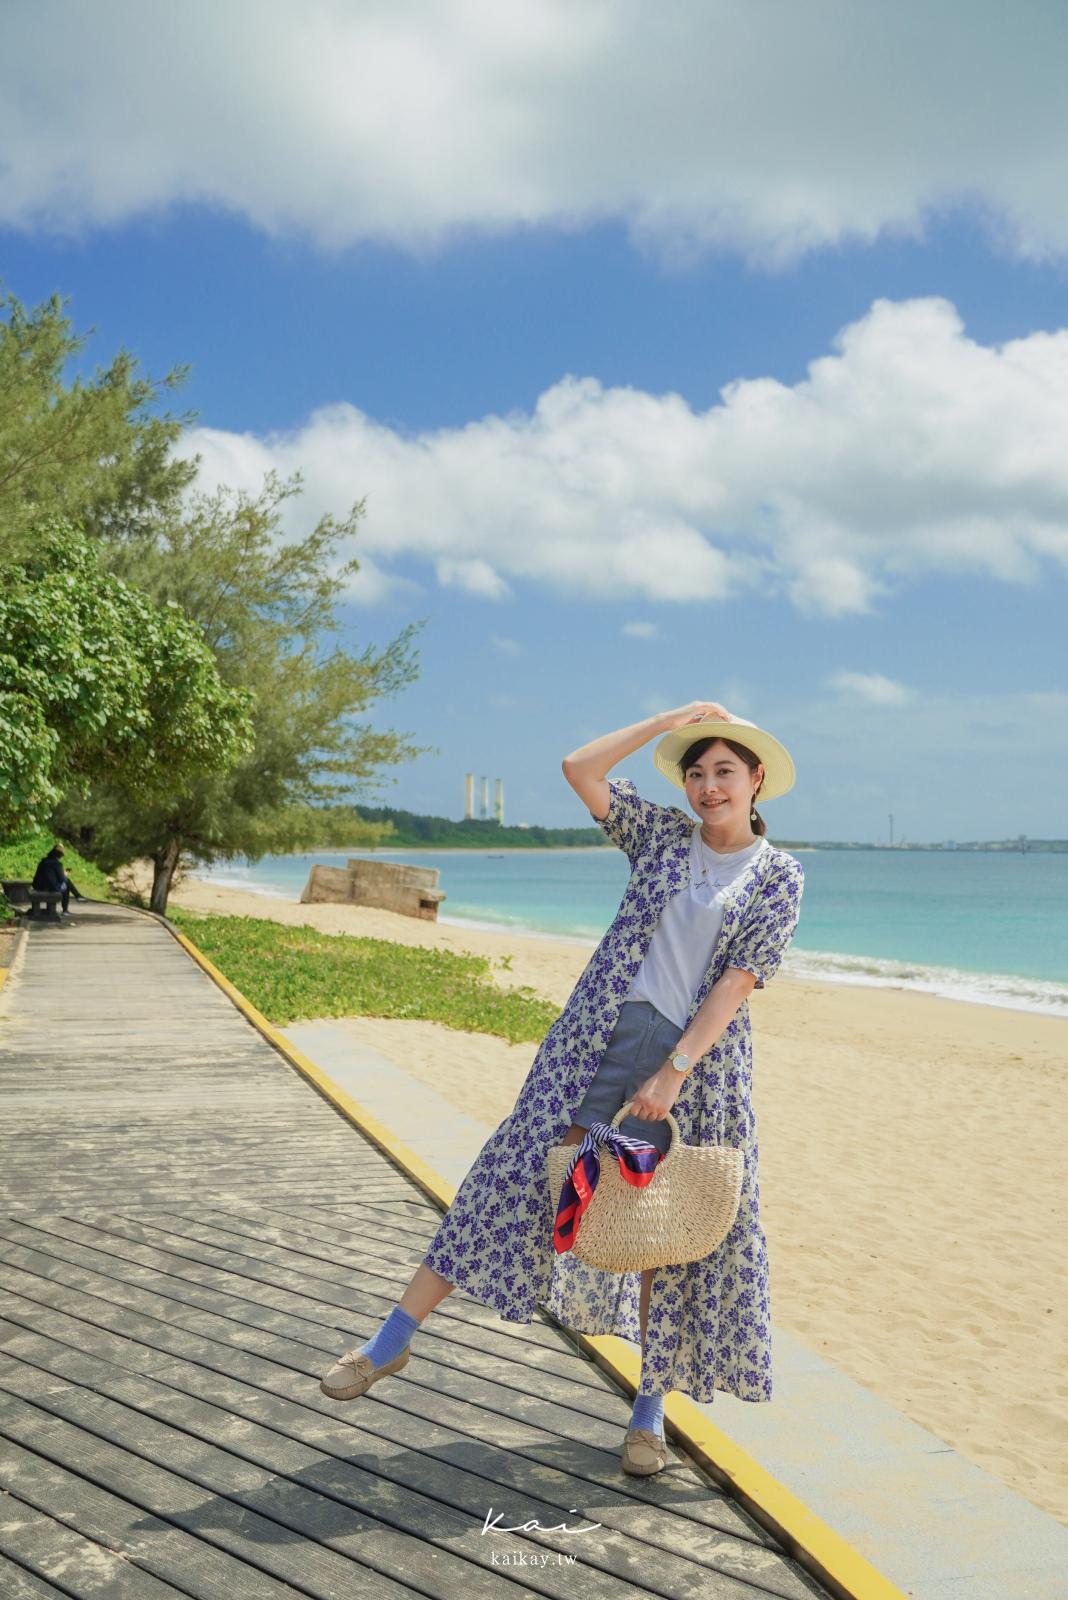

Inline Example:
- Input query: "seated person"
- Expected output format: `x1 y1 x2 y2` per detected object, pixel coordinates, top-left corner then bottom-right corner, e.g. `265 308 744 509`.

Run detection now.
32 843 85 918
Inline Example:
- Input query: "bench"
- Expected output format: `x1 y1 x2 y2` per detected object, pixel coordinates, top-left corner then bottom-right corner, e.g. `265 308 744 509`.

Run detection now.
1 879 64 920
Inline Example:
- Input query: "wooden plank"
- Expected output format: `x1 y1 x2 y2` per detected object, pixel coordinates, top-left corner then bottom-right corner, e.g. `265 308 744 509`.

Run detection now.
0 1551 90 1600
0 1221 432 1350
1 1352 614 1600
0 1274 780 1556
0 1236 623 1414
0 1288 802 1577
120 1204 579 1348
0 1258 777 1550
0 1382 420 1600
6 1213 431 1317
0 1443 262 1600
1 1167 393 1194
0 1234 616 1409
0 1218 612 1422
0 1328 816 1600
3 1208 588 1381
1 1135 367 1160
1 1135 371 1157
2 1187 424 1216
201 1201 470 1261
0 1221 615 1416
88 1206 609 1375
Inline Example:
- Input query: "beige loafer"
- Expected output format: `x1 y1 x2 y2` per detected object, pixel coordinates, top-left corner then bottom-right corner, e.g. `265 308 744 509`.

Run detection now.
621 1426 668 1476
320 1344 410 1401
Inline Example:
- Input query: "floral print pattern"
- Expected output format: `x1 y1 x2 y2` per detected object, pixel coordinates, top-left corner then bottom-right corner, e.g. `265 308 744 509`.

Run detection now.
422 776 805 1403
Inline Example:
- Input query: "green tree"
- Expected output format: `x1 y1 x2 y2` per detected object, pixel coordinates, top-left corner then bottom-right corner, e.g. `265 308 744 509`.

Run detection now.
0 522 254 837
61 472 431 911
0 288 196 567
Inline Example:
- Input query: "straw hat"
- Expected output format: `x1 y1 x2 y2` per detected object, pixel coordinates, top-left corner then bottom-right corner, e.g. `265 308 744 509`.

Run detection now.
652 713 796 802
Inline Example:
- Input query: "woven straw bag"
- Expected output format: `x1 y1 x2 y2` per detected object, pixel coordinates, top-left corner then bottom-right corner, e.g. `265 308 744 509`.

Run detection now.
547 1099 745 1272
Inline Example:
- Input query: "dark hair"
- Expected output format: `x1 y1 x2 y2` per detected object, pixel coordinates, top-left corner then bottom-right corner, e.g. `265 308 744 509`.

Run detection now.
677 736 768 838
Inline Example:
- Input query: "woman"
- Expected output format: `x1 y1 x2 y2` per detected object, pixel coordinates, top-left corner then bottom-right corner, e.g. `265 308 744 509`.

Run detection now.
320 702 805 1478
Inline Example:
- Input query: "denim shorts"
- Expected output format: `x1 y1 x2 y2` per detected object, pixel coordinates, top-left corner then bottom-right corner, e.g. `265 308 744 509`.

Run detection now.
569 999 685 1155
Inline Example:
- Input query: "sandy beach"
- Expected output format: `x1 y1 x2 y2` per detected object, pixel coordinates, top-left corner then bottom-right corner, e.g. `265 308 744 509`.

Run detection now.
118 863 1067 1524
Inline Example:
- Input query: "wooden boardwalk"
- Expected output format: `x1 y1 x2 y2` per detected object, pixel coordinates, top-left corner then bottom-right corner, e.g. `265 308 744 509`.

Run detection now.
0 902 832 1599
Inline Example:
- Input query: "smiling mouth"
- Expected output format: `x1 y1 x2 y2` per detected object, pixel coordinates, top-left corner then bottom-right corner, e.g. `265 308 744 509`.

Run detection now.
701 799 727 809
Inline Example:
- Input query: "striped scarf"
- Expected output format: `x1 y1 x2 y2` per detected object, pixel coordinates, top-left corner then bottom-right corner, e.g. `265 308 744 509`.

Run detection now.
552 1121 664 1254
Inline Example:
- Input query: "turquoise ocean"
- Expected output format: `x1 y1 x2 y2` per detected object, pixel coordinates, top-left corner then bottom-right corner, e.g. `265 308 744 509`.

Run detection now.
189 843 1068 1020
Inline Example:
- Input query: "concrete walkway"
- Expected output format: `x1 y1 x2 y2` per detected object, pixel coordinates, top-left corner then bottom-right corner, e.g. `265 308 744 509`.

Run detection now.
283 1016 1068 1600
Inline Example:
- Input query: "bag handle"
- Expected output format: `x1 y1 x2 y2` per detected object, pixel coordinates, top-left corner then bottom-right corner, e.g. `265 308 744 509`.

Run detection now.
611 1099 679 1164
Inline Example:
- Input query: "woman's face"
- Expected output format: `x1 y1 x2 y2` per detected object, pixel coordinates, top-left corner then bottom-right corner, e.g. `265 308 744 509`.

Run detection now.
683 741 762 825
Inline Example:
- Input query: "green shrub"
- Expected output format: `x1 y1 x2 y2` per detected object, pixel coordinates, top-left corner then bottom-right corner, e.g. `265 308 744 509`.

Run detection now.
170 910 559 1043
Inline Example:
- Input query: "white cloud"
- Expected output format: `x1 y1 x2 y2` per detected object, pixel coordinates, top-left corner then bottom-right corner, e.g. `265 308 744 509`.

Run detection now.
828 671 914 707
623 621 658 638
346 557 422 607
435 556 510 600
3 2 1068 263
490 633 524 656
179 298 1068 616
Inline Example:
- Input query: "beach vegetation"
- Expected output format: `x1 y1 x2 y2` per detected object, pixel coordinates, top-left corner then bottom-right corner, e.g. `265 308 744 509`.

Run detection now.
0 521 254 837
0 288 431 894
310 799 610 848
56 472 431 912
0 289 196 567
170 910 559 1041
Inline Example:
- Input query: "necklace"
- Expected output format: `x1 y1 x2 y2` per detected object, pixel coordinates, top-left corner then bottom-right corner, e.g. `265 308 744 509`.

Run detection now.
693 827 759 885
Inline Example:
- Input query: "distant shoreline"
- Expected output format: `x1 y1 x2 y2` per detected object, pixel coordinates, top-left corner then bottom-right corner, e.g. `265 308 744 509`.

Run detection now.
285 840 1061 854
178 865 1067 1018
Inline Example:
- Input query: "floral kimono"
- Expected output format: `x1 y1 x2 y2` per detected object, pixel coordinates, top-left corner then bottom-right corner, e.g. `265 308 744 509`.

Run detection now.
422 776 805 1403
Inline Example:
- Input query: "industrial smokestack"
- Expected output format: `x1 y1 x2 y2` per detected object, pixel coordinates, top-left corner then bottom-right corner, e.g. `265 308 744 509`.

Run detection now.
495 777 504 825
464 772 474 820
480 776 489 818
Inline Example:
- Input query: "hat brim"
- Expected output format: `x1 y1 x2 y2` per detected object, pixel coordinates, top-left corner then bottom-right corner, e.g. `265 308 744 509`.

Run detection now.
652 716 796 802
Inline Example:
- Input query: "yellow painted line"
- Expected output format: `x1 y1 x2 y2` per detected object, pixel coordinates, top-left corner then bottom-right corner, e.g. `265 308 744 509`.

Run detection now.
167 925 457 1213
153 907 907 1600
0 926 27 1000
585 1333 909 1600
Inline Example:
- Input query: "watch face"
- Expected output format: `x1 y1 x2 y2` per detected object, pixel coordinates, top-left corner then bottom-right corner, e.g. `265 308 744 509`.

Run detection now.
671 1053 690 1072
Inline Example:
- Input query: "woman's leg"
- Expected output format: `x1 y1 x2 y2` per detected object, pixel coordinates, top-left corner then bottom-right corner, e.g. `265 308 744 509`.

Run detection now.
321 1252 455 1397
399 1261 457 1320
561 1120 663 1447
639 1267 654 1344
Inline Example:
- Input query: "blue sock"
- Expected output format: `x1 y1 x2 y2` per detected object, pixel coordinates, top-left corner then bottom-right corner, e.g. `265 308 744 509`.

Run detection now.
630 1391 664 1436
359 1305 420 1366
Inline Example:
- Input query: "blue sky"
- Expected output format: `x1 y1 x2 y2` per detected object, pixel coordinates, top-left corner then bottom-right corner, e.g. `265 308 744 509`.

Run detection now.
3 2 1067 843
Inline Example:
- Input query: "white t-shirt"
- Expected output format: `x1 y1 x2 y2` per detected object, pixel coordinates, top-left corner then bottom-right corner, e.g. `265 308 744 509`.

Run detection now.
624 825 769 1029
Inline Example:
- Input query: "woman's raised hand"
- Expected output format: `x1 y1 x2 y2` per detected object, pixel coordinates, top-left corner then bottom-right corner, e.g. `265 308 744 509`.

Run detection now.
660 701 732 731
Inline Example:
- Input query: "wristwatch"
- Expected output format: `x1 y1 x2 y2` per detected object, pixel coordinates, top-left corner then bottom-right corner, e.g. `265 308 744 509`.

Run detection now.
669 1051 691 1075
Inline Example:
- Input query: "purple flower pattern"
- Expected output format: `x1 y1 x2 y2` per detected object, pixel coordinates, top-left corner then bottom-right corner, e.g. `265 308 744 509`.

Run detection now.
422 776 805 1402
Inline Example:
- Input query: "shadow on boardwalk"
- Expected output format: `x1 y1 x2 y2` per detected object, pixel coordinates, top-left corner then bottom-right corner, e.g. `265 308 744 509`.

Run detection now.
0 901 833 1599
